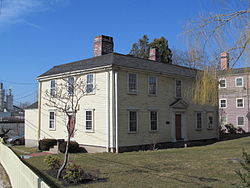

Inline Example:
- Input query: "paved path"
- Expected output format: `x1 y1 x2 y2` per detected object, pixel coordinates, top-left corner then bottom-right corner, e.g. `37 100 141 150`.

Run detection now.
0 163 11 188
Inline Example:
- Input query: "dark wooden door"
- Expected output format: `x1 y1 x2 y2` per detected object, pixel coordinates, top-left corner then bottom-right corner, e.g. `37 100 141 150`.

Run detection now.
69 116 75 138
175 114 182 140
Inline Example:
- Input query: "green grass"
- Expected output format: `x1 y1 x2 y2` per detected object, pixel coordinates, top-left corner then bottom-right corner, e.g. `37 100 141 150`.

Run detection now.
12 137 250 188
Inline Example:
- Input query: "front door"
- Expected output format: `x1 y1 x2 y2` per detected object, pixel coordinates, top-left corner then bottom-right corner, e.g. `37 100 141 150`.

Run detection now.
175 114 182 140
69 115 75 138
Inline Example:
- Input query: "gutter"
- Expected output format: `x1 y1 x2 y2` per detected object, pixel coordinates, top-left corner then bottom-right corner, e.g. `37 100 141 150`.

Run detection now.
114 71 119 153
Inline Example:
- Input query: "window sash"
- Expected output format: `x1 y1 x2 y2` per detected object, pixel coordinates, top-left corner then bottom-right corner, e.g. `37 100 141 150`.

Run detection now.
236 78 243 86
175 80 182 98
237 116 244 126
68 77 74 95
196 112 202 129
219 79 226 88
237 99 244 107
128 74 137 93
49 112 55 129
150 111 158 131
86 74 94 93
50 80 56 97
148 76 157 95
207 112 213 129
85 111 93 130
129 111 137 132
220 99 227 108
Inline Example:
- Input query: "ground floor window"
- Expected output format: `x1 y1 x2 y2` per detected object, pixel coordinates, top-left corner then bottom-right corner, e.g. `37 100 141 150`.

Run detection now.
49 111 55 130
128 111 137 133
196 112 202 129
85 110 94 131
237 116 244 126
207 112 213 129
149 111 158 131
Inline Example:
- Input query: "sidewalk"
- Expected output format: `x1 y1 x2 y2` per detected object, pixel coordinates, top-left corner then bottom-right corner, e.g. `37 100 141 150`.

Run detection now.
0 163 11 188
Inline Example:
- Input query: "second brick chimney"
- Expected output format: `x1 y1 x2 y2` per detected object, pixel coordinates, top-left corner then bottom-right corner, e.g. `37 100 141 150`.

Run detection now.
94 35 114 57
220 52 230 70
149 48 160 61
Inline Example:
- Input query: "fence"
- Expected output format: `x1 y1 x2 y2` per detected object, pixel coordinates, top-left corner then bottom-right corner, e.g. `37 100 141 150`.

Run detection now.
0 142 50 188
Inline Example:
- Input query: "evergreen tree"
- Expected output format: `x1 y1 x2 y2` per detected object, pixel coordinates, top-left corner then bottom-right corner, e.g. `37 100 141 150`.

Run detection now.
129 35 150 59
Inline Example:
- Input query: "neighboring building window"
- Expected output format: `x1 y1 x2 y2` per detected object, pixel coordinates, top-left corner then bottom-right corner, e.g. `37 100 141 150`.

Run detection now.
148 76 157 95
219 99 227 108
236 77 243 87
49 111 55 129
237 116 244 126
86 74 94 94
219 79 226 88
85 110 94 131
68 77 74 95
220 116 227 126
196 112 202 129
207 112 213 129
175 80 182 98
236 98 244 108
128 73 137 94
50 80 56 97
128 111 137 132
149 111 158 131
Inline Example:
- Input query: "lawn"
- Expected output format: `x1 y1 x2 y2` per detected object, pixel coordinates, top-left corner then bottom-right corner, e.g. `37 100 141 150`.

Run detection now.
12 137 250 188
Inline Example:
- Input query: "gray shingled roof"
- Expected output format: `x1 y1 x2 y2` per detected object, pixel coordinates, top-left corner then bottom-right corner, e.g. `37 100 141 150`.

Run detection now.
26 101 38 109
219 67 250 75
38 53 198 78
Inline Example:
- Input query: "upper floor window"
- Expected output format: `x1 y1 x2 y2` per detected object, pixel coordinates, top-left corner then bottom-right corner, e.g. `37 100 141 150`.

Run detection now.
219 79 226 88
68 77 74 95
207 112 213 129
237 116 244 126
128 110 137 133
196 112 202 129
149 111 158 131
128 73 137 94
49 111 55 130
219 99 227 108
50 80 56 97
86 74 94 94
148 76 157 95
85 110 94 132
175 80 182 98
235 77 243 87
236 98 244 108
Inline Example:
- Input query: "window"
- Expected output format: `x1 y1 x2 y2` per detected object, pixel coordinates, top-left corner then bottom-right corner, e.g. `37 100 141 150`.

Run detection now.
219 99 227 108
128 73 137 94
49 111 55 130
175 80 182 98
236 98 244 108
86 74 94 94
196 112 202 129
207 112 213 129
220 116 227 126
128 111 137 132
149 111 158 131
50 80 56 97
85 110 94 131
236 77 243 87
237 116 244 126
68 77 74 95
148 76 157 95
219 79 226 88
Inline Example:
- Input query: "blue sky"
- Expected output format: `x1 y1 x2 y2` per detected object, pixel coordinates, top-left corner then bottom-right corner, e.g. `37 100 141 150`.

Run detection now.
0 0 246 105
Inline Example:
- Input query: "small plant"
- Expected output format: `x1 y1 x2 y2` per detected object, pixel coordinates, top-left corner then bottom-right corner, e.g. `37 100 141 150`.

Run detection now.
44 155 61 170
225 123 237 134
236 149 250 187
63 163 96 184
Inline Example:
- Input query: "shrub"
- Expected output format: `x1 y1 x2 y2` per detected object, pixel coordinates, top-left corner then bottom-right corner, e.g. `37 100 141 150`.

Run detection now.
236 149 250 187
59 141 79 153
237 127 246 134
63 163 96 184
225 123 237 134
44 155 61 170
39 139 57 151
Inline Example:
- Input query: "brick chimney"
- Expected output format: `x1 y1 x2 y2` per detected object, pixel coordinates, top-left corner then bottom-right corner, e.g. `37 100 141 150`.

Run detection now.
149 48 160 61
220 52 230 70
94 35 114 57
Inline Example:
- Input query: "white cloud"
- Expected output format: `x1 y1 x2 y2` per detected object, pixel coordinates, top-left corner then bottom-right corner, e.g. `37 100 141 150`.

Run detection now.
0 0 64 29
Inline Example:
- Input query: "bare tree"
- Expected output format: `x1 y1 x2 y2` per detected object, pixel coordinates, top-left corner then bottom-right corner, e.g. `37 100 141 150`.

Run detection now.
43 76 90 179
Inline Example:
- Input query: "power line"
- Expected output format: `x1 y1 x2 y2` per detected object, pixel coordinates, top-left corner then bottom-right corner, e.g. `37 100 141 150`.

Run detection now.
0 79 37 85
0 0 3 16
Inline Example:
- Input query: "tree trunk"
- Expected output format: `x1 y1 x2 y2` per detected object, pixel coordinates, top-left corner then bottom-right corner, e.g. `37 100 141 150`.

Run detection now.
57 121 71 179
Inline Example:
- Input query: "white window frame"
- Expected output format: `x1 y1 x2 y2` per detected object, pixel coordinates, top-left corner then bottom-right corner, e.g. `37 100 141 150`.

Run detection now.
207 112 214 130
219 98 227 108
148 76 157 96
237 116 245 126
236 98 244 108
219 78 226 88
149 110 158 132
127 73 138 94
86 74 95 94
85 109 94 132
49 111 56 131
235 77 243 87
195 112 202 130
175 79 182 98
128 110 138 133
50 80 56 97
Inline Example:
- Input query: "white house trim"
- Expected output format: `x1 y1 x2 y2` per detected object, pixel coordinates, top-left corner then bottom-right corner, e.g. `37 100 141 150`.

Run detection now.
106 71 110 152
115 71 119 153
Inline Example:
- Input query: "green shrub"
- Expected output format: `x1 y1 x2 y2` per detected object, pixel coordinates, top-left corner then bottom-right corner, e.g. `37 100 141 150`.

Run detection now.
39 139 57 151
44 155 61 170
59 141 79 153
225 123 237 134
236 149 250 187
63 163 96 184
237 127 246 134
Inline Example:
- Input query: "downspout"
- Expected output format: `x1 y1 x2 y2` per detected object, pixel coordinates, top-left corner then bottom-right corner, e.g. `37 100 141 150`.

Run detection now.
106 71 110 152
114 71 119 153
38 81 42 142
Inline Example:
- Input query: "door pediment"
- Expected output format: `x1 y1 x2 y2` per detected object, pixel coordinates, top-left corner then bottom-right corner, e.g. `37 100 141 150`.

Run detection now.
170 99 188 109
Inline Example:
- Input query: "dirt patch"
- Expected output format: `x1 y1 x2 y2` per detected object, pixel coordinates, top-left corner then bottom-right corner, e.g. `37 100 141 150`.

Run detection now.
0 163 11 188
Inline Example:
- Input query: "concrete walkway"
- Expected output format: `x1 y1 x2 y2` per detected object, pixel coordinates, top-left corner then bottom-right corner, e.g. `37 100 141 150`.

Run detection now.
0 163 11 188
